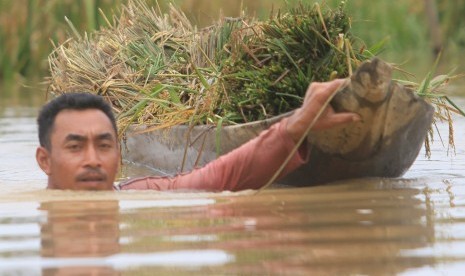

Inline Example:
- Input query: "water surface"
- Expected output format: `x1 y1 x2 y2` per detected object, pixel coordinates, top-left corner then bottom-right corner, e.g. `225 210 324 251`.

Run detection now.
0 96 464 275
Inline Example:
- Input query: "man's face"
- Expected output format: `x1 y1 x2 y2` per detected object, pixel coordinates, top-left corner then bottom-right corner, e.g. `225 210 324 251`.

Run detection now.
36 109 120 190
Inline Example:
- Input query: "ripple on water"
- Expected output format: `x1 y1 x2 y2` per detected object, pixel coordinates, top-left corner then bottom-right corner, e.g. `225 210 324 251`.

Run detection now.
0 99 465 274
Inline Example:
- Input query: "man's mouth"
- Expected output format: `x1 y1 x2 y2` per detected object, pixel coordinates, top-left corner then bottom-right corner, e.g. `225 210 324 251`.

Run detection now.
76 171 107 183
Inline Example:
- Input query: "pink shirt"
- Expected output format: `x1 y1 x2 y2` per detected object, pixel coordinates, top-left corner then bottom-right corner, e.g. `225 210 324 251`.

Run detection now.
116 118 308 191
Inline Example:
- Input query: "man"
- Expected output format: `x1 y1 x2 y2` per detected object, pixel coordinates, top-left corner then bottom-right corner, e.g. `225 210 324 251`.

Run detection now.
36 79 360 191
36 92 120 190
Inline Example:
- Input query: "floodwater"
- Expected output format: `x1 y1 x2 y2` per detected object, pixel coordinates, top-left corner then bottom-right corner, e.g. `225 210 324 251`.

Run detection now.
0 92 464 275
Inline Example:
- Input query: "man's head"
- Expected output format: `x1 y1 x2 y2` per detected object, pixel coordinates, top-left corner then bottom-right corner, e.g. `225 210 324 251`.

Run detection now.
36 93 120 190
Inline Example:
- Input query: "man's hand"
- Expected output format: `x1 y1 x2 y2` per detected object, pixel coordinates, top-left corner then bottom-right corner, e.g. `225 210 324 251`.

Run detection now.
286 79 361 144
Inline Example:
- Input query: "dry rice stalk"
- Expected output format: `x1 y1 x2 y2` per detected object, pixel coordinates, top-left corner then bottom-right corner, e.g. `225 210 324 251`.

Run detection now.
47 1 363 135
47 0 463 153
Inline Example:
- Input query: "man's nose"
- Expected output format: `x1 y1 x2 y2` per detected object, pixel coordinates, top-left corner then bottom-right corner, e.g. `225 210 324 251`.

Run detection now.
84 145 101 167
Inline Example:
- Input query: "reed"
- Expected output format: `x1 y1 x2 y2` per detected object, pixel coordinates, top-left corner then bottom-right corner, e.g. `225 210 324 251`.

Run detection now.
1 0 465 85
0 0 121 83
439 0 465 47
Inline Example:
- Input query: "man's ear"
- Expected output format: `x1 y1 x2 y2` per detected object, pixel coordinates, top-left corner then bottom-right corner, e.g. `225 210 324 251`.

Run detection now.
36 146 51 175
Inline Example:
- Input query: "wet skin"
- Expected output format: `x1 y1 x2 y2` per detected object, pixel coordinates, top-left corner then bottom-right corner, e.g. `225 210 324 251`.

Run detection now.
36 109 120 190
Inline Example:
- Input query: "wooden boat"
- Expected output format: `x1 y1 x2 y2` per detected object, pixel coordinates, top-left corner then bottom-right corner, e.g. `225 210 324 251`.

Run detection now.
121 58 435 186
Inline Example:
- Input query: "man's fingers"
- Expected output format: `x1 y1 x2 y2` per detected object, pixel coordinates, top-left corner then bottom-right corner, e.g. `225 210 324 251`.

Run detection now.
313 112 361 131
304 78 347 106
286 79 353 143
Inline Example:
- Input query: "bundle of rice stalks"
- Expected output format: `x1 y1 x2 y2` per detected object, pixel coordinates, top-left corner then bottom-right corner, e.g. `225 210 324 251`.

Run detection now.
48 0 370 131
47 0 463 153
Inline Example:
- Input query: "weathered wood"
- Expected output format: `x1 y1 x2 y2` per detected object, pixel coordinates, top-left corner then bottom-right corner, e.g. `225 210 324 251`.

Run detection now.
122 58 434 186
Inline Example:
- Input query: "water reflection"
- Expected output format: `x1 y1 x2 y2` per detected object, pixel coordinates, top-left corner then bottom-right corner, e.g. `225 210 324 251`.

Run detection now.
116 183 437 275
40 201 120 257
39 200 120 275
1 180 465 274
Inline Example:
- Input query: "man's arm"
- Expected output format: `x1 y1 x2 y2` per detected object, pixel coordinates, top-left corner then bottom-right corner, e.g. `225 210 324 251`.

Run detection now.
117 79 359 192
117 117 307 191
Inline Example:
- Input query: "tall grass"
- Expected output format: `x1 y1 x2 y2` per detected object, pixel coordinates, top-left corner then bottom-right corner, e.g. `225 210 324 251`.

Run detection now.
0 0 464 86
0 0 123 85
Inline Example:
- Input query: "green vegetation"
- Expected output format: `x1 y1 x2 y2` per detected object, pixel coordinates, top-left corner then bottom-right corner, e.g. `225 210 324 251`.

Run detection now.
1 0 465 83
48 1 378 132
0 0 464 152
44 0 463 154
0 0 123 84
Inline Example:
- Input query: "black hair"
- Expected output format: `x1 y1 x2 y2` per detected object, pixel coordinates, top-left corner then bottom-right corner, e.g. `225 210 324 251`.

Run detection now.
37 92 117 150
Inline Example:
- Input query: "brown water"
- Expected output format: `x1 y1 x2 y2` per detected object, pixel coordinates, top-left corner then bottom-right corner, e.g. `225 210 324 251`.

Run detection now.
0 93 464 275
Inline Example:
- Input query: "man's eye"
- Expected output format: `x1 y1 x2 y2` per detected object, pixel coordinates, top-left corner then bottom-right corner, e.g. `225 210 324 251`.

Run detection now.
100 143 112 149
67 144 82 150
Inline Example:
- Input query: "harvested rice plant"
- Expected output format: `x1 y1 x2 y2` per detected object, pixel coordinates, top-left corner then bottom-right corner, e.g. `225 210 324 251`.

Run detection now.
47 0 463 152
48 1 374 129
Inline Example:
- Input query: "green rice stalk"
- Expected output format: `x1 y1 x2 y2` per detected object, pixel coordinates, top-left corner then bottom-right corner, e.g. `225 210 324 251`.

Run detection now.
47 0 463 153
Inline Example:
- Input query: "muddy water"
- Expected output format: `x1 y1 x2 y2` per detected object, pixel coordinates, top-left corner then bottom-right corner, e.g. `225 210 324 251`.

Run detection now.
0 96 464 275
